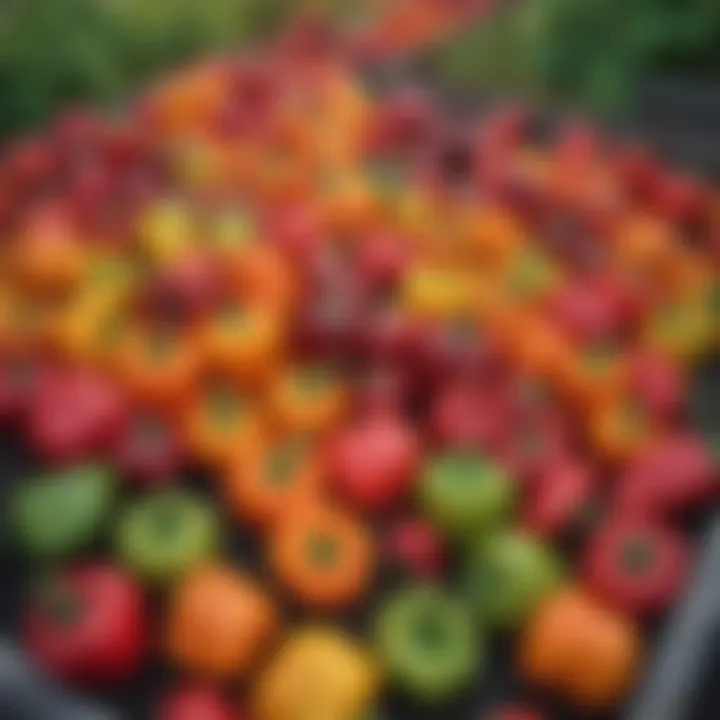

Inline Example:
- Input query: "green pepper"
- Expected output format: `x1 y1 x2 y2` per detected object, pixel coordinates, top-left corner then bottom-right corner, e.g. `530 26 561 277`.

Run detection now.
116 489 219 584
12 464 117 561
465 530 564 629
374 584 481 703
419 453 515 540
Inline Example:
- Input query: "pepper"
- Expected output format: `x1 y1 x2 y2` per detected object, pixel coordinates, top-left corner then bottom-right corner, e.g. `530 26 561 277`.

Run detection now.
643 295 715 364
522 457 595 541
589 397 656 463
428 379 509 451
166 564 278 679
110 406 185 485
614 433 718 520
183 376 265 467
116 490 219 585
327 412 420 513
518 587 642 710
27 365 126 465
157 686 238 720
269 502 374 610
582 520 690 617
401 266 483 321
267 365 349 435
419 452 515 540
198 301 283 386
252 626 380 720
13 463 117 560
114 323 200 411
222 434 321 530
12 203 87 293
23 564 148 685
0 350 40 425
136 200 196 268
627 349 686 422
560 340 629 411
374 584 481 703
484 706 545 720
385 518 448 580
465 530 564 629
499 247 561 311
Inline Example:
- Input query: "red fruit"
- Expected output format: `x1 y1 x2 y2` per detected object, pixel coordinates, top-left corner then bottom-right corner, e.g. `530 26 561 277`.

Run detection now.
523 457 594 540
613 146 661 202
429 380 508 451
24 565 148 686
353 365 409 417
386 518 447 579
615 433 718 519
28 365 126 466
266 202 324 264
370 89 439 156
652 173 707 226
361 306 424 365
549 279 624 344
111 408 185 485
0 352 40 425
356 232 409 290
628 350 685 422
555 122 600 167
280 12 344 64
583 520 690 616
4 138 57 192
141 253 224 323
157 687 238 720
328 413 420 512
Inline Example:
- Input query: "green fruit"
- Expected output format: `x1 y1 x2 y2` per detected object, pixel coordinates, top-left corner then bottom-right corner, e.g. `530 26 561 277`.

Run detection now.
13 464 117 560
419 453 515 540
465 530 564 629
375 585 482 703
116 489 219 584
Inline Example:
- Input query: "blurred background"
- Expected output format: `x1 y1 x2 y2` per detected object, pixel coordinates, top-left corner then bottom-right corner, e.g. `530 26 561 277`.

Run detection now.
1 0 719 138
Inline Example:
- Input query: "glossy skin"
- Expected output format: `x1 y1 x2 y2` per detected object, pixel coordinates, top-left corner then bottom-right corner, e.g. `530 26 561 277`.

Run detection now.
157 687 238 720
24 565 148 686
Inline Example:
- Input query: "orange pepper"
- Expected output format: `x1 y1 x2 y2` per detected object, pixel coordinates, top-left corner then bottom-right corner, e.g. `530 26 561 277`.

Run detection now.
198 302 283 387
589 397 656 463
113 323 200 410
318 170 378 235
150 63 227 138
222 434 321 531
226 244 297 317
166 564 278 679
268 501 374 611
267 365 348 435
12 211 87 294
518 587 642 710
463 204 525 269
560 342 629 411
498 314 575 384
183 375 265 467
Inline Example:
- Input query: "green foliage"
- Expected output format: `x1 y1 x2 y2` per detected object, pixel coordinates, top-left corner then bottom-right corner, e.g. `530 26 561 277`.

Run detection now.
432 0 720 115
0 0 295 137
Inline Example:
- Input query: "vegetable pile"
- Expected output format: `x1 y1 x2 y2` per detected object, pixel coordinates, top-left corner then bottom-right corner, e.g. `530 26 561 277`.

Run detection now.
1 14 719 720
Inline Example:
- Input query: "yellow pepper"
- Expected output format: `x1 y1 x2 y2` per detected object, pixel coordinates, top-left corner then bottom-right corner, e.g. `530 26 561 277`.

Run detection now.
401 266 485 321
137 200 195 266
253 626 380 720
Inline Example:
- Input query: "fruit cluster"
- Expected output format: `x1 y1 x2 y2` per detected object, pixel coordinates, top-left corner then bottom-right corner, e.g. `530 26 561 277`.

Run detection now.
1 15 718 720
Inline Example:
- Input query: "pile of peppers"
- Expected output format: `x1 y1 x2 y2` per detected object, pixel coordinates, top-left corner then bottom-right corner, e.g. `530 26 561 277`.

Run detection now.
1 13 719 720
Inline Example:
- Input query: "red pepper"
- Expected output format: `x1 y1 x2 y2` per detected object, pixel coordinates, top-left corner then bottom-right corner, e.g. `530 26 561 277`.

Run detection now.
27 365 126 465
23 564 148 686
157 686 239 720
582 520 690 616
327 411 420 513
140 252 224 324
110 406 185 485
549 277 626 344
523 457 595 541
614 433 718 520
627 349 686 422
428 380 509 451
355 231 410 292
490 383 574 486
0 351 40 425
385 518 448 579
